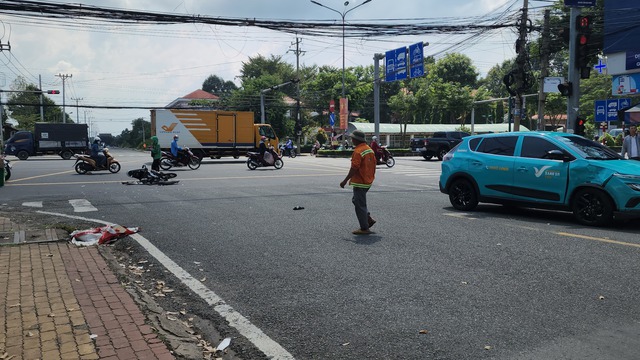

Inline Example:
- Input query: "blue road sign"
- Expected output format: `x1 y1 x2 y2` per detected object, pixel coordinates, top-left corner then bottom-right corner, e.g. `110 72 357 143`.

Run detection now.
619 98 632 109
385 47 407 82
409 42 424 78
385 49 396 82
606 99 619 121
595 98 631 122
329 112 335 127
395 47 407 80
595 100 606 122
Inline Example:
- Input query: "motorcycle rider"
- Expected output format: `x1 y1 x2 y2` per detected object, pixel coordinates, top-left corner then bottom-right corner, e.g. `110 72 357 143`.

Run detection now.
258 136 270 165
370 136 382 164
150 136 162 171
312 139 321 156
284 136 294 157
90 137 106 169
170 135 183 164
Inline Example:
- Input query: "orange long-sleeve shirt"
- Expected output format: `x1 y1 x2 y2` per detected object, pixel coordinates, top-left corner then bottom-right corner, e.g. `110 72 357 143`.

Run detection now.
349 143 376 188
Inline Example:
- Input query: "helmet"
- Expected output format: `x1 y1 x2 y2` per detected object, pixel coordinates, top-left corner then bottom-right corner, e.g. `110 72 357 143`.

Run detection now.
94 137 101 143
173 135 179 140
372 136 377 140
261 136 266 141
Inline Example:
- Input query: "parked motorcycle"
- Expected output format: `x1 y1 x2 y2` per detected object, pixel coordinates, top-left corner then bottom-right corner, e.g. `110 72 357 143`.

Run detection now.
123 165 178 185
160 147 201 170
74 148 121 174
246 149 283 170
377 147 395 168
2 155 11 181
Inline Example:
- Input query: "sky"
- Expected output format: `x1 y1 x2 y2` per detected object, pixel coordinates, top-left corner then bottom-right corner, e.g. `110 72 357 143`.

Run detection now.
0 0 543 136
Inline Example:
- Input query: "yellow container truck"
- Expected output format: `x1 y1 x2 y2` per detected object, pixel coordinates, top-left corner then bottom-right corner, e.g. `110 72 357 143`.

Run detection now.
150 109 279 159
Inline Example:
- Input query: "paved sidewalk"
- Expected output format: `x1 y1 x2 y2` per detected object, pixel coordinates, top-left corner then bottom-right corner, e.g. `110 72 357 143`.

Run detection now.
0 217 175 359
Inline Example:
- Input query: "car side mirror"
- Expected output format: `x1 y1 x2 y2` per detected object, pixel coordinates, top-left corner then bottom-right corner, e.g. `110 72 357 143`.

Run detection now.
545 149 572 162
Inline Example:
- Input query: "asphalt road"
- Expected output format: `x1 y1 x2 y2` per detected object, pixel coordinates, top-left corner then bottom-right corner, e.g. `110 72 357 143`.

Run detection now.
2 149 640 360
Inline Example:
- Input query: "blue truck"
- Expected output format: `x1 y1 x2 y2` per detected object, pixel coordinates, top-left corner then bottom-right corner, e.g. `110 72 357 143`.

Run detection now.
4 123 89 160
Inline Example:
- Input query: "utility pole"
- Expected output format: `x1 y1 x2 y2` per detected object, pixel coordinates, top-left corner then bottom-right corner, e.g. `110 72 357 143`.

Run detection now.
536 9 551 131
71 97 83 124
56 73 72 123
513 0 528 132
39 75 45 122
566 7 581 133
288 36 305 154
0 41 9 153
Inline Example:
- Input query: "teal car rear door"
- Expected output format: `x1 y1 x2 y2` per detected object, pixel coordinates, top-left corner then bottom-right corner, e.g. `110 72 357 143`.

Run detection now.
468 135 518 198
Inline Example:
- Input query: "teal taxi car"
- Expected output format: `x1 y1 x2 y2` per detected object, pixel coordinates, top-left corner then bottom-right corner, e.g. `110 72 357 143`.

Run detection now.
439 131 640 226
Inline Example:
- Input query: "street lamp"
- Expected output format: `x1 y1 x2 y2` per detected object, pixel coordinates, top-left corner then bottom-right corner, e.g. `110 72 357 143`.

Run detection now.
310 0 372 99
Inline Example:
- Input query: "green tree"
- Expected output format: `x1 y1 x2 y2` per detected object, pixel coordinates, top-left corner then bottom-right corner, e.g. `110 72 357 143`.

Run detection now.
114 118 149 148
429 53 479 89
6 76 65 130
480 59 516 98
202 75 237 95
228 55 297 138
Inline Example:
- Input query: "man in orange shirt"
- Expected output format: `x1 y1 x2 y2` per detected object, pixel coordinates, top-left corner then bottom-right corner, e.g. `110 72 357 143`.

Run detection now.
340 130 377 235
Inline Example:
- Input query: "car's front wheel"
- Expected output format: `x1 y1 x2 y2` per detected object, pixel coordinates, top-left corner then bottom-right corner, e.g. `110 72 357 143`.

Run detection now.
571 188 614 226
448 179 478 211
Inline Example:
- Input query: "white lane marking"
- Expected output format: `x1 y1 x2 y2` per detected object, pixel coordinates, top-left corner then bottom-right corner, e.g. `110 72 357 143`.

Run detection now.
69 199 98 212
444 212 478 219
36 211 295 360
22 201 43 208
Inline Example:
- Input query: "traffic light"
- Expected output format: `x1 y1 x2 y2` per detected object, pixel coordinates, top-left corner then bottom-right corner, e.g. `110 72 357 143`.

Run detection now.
575 117 586 136
47 90 60 94
575 15 592 78
558 82 572 97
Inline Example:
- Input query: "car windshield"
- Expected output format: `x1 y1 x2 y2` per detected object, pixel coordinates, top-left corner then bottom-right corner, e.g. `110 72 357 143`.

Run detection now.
556 136 621 160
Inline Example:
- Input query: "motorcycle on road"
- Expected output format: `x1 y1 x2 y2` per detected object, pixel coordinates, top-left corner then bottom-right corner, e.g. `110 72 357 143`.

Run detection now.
246 149 283 170
160 147 201 170
377 147 395 168
279 144 297 158
74 148 121 174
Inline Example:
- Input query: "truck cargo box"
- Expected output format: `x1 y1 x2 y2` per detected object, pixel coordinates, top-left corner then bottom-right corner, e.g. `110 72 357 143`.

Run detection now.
150 109 278 158
34 123 89 142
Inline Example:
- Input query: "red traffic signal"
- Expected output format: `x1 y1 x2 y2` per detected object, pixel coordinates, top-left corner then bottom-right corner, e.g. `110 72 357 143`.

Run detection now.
47 90 60 94
575 117 586 136
576 15 591 32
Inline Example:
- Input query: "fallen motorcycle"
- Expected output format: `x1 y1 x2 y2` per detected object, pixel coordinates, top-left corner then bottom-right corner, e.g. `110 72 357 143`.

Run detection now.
246 149 283 170
74 148 121 174
123 165 178 185
160 147 201 170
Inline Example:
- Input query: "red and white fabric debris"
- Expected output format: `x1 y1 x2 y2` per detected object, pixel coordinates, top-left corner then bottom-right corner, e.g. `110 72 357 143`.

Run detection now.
70 224 140 246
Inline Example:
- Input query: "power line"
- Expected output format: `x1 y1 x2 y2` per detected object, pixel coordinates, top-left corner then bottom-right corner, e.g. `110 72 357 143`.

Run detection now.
0 0 518 38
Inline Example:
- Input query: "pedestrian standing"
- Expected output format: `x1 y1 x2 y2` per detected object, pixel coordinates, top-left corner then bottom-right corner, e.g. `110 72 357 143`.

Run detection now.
621 124 640 160
150 136 162 171
340 130 377 235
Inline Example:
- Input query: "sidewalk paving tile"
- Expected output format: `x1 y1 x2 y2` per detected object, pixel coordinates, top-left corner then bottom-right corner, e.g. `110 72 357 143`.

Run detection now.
0 238 176 360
